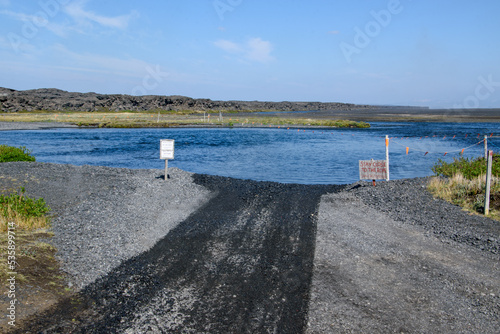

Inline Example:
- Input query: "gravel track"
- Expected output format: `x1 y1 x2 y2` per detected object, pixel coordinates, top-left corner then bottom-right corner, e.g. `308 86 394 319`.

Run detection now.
0 162 498 333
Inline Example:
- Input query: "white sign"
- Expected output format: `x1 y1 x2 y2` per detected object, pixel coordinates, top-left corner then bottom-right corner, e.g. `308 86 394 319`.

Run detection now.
160 139 175 160
359 160 387 180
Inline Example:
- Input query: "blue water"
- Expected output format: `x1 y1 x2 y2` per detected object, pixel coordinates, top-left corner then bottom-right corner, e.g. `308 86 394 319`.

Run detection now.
1 122 499 184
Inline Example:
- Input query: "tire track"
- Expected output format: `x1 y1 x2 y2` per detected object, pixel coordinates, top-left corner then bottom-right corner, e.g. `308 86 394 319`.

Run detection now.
16 174 342 333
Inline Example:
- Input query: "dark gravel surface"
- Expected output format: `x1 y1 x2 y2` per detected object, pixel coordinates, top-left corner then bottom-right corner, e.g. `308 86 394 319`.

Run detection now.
309 190 499 333
0 162 498 333
349 178 500 256
0 162 211 289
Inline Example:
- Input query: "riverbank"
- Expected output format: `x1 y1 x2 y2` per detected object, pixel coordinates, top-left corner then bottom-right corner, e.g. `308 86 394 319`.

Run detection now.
0 112 370 129
242 108 500 123
0 162 498 332
0 121 78 131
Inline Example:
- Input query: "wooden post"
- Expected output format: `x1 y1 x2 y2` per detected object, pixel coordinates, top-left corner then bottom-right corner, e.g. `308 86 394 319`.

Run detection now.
385 135 390 181
484 135 488 159
485 150 493 215
165 159 169 180
160 139 175 181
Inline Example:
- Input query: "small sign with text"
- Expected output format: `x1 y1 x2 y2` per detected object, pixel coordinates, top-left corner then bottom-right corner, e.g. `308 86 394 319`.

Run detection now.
359 160 387 180
160 139 175 160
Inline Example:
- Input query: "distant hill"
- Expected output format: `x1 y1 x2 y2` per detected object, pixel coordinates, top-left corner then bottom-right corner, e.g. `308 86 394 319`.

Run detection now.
0 87 425 112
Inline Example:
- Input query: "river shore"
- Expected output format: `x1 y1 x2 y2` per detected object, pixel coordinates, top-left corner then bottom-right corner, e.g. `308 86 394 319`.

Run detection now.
0 162 498 333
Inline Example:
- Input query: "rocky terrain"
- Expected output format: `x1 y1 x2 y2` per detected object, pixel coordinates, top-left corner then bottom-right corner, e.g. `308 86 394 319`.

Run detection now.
0 87 424 113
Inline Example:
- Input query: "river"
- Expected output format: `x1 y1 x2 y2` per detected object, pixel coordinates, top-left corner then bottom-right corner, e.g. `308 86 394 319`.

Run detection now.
1 122 499 184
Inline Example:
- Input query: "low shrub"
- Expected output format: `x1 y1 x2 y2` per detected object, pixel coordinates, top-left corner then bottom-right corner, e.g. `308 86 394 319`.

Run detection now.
0 145 36 162
0 187 51 231
429 154 500 220
432 154 500 180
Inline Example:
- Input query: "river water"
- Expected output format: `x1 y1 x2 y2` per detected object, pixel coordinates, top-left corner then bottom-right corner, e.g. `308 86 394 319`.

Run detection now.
1 122 499 184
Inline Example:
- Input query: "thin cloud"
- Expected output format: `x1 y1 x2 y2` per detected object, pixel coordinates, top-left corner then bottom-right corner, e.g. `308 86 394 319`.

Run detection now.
0 0 9 6
328 30 340 35
52 44 153 77
246 38 274 63
0 9 68 37
214 39 242 53
65 0 136 29
214 37 274 63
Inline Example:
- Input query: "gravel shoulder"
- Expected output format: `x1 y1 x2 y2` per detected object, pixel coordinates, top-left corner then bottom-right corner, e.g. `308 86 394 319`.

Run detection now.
309 190 499 333
0 163 498 333
0 162 212 290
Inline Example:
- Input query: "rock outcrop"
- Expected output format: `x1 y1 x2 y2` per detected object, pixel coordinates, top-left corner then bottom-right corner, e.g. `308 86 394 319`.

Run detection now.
0 87 380 112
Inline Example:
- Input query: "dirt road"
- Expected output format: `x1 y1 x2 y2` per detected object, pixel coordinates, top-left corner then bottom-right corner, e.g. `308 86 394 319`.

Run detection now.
3 165 498 333
13 174 342 333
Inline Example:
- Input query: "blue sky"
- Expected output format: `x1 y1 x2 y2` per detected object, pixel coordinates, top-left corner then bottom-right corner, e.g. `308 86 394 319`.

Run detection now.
0 0 499 108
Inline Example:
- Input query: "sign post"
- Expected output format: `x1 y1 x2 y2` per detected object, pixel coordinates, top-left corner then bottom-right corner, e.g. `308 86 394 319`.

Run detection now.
160 139 175 180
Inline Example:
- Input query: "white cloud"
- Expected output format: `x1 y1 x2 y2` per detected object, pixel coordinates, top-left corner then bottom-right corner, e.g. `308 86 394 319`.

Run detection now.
246 38 273 63
0 9 70 37
214 37 274 63
214 39 242 53
64 0 136 29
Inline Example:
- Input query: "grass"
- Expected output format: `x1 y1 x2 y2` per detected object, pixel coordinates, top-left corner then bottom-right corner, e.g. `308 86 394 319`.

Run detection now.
0 145 72 316
0 187 51 232
432 154 500 179
0 110 371 129
234 117 370 128
428 155 500 220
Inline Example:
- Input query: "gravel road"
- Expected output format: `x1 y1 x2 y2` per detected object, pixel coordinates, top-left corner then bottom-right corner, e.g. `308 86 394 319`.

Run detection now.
0 162 498 333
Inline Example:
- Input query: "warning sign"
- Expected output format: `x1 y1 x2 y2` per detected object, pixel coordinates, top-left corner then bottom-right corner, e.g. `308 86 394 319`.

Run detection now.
160 139 175 160
359 160 387 180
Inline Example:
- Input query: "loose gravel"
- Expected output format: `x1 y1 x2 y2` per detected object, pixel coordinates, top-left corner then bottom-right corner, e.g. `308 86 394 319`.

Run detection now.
309 190 500 333
348 178 500 257
0 162 212 289
1 162 499 333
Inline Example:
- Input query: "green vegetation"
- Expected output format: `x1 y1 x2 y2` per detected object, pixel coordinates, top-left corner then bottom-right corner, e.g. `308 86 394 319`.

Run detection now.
428 155 500 220
0 187 51 231
0 145 36 162
0 147 70 308
1 110 371 129
432 155 500 179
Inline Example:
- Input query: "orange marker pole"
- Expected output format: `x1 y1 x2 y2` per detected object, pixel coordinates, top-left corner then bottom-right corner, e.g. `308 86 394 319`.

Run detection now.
385 135 390 181
406 147 409 155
